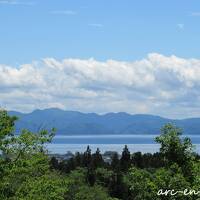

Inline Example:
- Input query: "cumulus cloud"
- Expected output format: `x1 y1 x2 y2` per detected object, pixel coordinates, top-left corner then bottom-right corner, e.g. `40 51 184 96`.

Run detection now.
1 53 200 118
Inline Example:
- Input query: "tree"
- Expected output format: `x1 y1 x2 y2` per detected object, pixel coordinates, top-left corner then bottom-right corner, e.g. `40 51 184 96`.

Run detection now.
120 145 131 171
65 168 87 200
0 110 70 200
0 109 17 154
82 145 92 168
92 148 104 169
109 172 125 199
65 168 119 200
74 185 119 200
50 156 59 170
74 152 82 167
124 167 158 200
132 152 143 168
1 110 199 200
15 173 70 200
95 168 114 187
155 123 194 179
86 167 96 186
154 164 191 200
111 152 120 172
124 165 192 200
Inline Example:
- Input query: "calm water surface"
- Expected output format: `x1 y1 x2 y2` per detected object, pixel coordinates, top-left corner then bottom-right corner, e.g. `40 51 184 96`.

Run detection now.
47 135 200 154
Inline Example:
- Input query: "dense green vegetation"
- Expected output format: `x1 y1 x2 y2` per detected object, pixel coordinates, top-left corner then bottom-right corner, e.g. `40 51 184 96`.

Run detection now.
0 110 200 199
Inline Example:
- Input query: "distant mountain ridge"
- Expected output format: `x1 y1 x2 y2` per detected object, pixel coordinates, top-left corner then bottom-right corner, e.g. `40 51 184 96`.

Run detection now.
8 108 200 135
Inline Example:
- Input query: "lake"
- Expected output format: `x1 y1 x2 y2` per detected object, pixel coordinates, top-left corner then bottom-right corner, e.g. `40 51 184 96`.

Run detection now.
46 134 200 154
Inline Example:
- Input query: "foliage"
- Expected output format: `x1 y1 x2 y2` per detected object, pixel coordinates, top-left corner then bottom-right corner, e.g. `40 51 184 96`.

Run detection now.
0 110 200 200
73 185 116 200
15 173 70 200
0 110 69 200
155 123 195 180
124 167 158 200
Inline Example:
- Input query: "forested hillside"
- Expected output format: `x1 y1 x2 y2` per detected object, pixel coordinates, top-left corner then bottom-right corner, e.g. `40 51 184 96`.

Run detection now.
9 108 200 135
1 110 200 200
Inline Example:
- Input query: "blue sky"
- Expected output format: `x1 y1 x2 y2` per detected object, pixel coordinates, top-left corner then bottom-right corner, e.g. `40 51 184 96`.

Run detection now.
1 0 200 118
1 0 200 65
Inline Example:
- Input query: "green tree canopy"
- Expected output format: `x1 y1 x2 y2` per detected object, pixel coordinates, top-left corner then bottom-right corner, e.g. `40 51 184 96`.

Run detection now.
155 123 194 179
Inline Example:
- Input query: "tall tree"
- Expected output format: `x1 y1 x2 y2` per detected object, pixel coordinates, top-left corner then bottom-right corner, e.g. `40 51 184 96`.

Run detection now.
82 145 92 168
111 153 120 172
132 152 143 168
92 148 104 169
0 110 70 200
120 145 131 171
155 123 194 179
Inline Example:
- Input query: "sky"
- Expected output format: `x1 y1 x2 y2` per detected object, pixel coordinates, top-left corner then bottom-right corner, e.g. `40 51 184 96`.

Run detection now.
1 0 200 118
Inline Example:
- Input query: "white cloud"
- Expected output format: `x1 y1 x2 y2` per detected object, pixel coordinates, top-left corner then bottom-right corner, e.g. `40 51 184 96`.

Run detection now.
191 12 200 16
88 23 103 28
1 54 200 118
0 0 34 6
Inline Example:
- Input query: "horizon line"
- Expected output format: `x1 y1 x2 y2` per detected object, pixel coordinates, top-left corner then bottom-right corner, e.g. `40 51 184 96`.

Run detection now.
7 107 200 121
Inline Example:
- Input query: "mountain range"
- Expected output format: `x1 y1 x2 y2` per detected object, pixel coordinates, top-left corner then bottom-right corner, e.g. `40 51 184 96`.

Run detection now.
8 108 200 135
